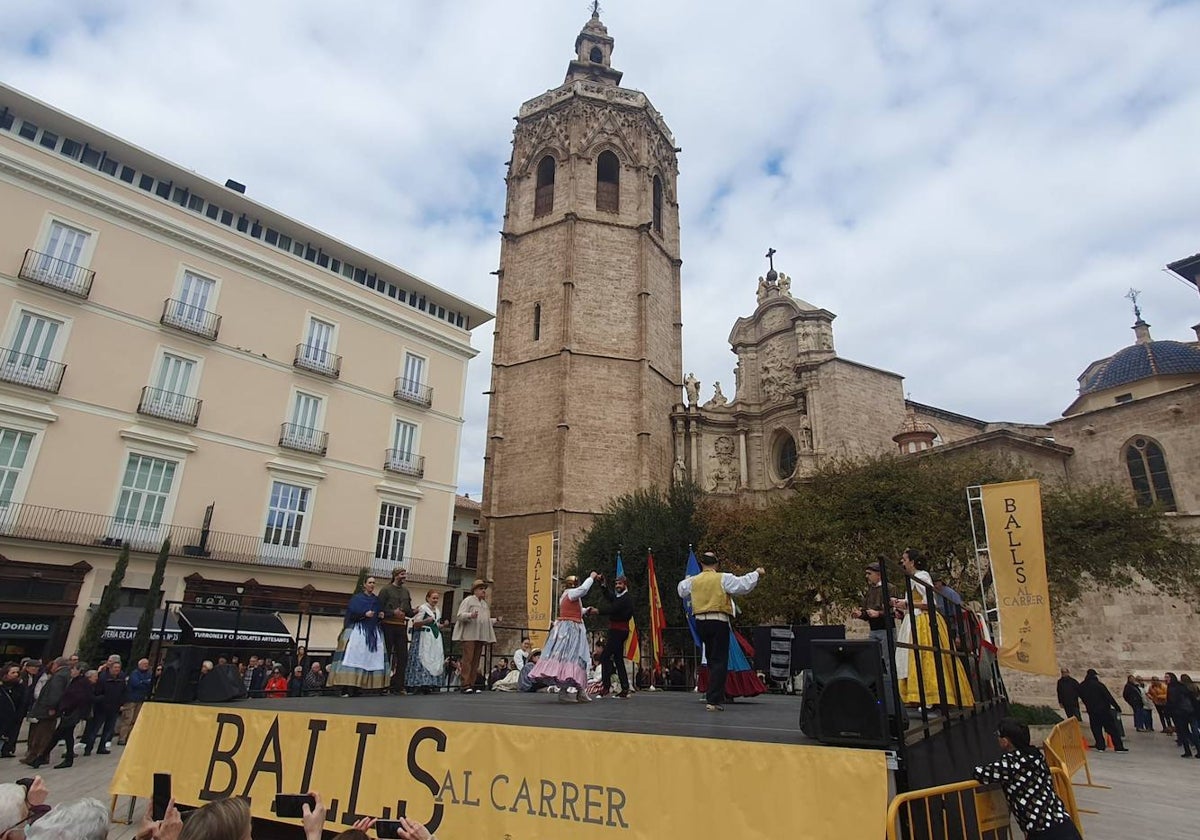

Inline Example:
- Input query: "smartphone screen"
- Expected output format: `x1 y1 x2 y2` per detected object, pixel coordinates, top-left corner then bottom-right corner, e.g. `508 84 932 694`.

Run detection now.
374 821 403 840
152 773 171 822
274 793 316 819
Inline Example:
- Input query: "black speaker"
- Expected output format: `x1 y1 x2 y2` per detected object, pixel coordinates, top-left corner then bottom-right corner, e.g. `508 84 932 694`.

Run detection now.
154 646 205 703
197 663 248 703
800 640 891 748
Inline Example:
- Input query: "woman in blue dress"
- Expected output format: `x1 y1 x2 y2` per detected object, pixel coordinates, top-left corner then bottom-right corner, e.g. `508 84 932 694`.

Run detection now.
327 576 388 693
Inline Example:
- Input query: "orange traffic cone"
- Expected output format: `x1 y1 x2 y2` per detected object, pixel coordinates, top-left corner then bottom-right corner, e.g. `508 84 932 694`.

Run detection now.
1080 736 1090 752
1105 733 1114 750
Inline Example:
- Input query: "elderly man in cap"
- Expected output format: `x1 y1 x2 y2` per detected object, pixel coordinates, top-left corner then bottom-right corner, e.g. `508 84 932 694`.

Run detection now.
677 552 765 711
453 579 498 693
852 556 896 665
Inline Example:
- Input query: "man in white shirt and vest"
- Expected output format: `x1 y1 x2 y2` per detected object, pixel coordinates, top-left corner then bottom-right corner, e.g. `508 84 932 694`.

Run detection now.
677 551 765 711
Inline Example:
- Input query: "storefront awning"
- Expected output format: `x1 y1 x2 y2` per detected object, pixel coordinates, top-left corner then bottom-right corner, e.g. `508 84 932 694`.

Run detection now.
177 608 293 647
100 607 180 642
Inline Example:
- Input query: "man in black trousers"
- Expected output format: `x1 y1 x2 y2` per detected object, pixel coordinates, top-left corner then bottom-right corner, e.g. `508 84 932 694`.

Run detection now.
1077 669 1127 752
594 575 634 698
379 567 414 694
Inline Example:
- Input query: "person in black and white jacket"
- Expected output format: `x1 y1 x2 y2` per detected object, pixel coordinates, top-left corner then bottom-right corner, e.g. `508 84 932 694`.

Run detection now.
973 717 1081 839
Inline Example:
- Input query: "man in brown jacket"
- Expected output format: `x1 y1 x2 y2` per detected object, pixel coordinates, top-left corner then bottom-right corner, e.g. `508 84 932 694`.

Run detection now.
378 567 414 694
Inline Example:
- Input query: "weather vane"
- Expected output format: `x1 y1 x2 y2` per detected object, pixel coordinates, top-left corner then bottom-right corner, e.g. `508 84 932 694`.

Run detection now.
1125 287 1142 321
590 1 602 16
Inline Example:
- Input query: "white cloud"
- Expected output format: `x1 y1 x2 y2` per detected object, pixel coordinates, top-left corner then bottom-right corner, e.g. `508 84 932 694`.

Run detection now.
3 1 1199 497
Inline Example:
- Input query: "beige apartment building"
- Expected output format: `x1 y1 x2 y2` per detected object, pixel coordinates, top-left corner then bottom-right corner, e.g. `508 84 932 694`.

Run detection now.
0 83 492 660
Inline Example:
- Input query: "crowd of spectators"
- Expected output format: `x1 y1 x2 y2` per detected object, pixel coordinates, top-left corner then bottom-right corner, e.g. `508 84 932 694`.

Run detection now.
1057 667 1200 757
2 654 154 770
0 778 439 839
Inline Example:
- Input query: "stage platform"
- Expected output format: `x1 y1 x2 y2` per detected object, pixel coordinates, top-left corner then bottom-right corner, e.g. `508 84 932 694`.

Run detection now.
241 689 814 746
112 690 894 839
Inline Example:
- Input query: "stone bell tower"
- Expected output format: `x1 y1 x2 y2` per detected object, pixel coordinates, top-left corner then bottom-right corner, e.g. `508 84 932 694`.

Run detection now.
481 11 683 624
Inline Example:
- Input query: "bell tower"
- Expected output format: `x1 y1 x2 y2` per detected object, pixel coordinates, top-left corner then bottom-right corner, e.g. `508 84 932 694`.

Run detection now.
481 11 683 624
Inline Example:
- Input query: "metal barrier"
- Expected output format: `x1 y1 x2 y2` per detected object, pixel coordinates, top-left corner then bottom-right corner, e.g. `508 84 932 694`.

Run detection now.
885 768 1082 839
1044 716 1108 790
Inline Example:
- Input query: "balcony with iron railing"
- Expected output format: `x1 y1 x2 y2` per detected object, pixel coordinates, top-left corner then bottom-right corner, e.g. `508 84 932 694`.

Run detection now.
0 348 66 393
293 344 341 378
384 449 425 478
0 500 448 582
138 386 202 426
279 422 329 456
161 298 221 340
19 249 95 298
393 377 433 408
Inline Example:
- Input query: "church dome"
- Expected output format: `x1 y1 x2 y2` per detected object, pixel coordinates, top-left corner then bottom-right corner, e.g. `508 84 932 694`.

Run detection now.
1080 339 1200 394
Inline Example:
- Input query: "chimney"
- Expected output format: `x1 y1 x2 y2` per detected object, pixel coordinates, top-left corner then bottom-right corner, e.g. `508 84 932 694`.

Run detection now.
1193 323 1200 343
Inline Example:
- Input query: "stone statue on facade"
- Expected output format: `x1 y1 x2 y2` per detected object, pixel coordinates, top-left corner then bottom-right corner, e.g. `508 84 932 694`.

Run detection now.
672 457 687 485
684 372 700 406
705 381 728 407
798 414 813 450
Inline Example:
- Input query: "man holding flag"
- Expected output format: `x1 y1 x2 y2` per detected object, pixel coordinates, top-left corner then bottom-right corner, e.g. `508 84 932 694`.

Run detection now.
678 551 765 711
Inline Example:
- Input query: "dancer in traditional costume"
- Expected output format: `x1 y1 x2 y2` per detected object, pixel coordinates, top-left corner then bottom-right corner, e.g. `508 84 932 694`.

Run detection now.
892 549 974 708
405 590 449 694
678 551 765 711
697 626 766 700
529 571 600 703
327 576 388 693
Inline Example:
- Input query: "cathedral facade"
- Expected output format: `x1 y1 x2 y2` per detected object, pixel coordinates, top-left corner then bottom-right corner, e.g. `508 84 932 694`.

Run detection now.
482 14 1200 674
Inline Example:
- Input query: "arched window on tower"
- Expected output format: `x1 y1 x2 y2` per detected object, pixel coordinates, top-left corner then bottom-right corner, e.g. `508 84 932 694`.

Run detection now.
590 46 603 63
596 150 619 213
1124 436 1177 511
652 174 664 234
533 303 541 341
535 155 555 218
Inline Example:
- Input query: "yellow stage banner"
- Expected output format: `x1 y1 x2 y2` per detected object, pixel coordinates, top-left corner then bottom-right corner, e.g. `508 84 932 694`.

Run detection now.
526 531 554 648
111 703 888 839
980 479 1057 676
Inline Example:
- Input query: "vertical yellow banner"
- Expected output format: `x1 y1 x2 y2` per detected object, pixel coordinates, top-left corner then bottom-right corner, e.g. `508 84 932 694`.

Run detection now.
980 479 1058 676
526 531 554 648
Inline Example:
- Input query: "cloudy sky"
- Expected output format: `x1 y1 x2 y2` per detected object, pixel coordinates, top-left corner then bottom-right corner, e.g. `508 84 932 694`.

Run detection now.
3 1 1199 497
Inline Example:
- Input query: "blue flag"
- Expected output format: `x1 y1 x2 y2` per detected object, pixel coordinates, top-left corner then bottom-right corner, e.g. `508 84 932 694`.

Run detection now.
615 550 640 660
683 547 702 648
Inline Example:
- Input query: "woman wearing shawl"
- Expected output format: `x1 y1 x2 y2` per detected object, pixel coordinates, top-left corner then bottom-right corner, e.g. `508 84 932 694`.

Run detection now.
327 576 388 693
405 590 449 694
892 549 974 707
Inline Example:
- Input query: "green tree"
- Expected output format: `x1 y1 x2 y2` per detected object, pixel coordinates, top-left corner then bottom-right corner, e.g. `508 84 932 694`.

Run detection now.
131 538 170 664
1041 481 1200 609
76 542 131 664
570 482 705 631
699 454 1199 624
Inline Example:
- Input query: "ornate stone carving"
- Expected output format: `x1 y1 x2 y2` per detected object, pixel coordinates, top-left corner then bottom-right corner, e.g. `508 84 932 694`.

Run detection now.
761 305 790 333
707 435 738 493
760 342 796 405
513 108 572 177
